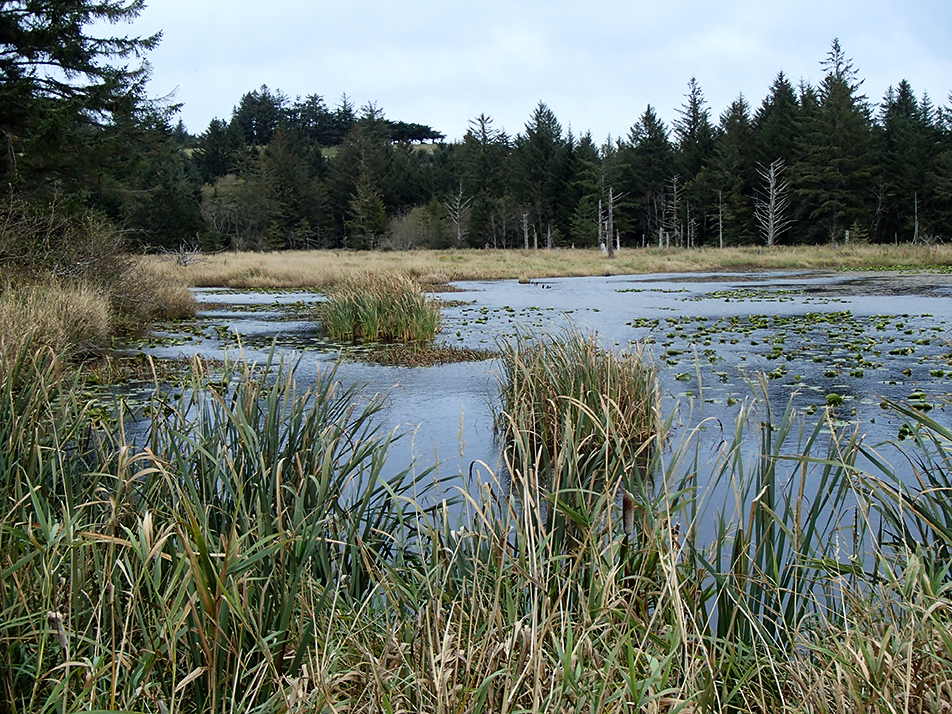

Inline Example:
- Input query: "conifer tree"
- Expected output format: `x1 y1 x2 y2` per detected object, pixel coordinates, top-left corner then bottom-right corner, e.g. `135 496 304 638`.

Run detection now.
615 105 673 244
875 80 937 242
458 114 509 246
709 95 757 244
511 103 571 246
0 0 161 193
795 39 875 243
753 72 800 169
674 78 717 245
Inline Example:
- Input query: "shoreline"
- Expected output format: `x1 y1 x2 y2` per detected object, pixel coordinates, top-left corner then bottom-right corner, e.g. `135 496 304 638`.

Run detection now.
141 243 952 290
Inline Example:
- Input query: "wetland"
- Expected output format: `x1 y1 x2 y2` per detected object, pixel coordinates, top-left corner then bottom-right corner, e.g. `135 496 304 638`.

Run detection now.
125 268 952 499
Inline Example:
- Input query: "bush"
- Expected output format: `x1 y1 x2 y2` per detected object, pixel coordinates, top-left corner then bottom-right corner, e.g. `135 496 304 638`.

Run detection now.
0 197 196 340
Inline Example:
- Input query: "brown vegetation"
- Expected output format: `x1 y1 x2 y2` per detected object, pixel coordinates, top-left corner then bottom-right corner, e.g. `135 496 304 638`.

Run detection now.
147 244 952 289
0 200 196 357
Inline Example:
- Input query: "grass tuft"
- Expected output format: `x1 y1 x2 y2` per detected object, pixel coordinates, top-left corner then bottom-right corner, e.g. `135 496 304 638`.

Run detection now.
0 280 111 357
497 327 658 472
316 271 442 342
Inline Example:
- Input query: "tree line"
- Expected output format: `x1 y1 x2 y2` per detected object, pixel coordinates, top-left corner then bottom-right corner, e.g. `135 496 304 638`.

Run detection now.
3 3 950 254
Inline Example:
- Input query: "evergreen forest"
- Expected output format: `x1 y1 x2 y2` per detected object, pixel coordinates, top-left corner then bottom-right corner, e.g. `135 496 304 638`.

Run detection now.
3 1 951 255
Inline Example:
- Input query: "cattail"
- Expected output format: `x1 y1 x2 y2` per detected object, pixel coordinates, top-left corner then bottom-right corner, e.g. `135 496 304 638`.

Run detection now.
47 611 69 659
621 487 635 537
142 510 154 551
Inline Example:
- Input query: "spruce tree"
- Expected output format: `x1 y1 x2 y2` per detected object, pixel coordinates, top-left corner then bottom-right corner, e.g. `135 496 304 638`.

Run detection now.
753 72 800 169
875 81 937 242
0 0 161 193
615 105 673 244
795 40 876 243
709 95 757 244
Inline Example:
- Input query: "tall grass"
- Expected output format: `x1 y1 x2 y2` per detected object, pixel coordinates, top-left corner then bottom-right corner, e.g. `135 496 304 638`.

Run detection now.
4 334 952 712
316 271 441 342
0 281 111 357
0 344 441 712
0 198 196 351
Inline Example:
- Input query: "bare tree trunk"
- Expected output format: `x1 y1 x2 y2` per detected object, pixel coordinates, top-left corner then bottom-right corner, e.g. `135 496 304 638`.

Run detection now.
686 203 691 249
667 176 681 249
607 187 615 259
598 198 604 250
914 192 920 244
444 183 472 247
718 190 723 249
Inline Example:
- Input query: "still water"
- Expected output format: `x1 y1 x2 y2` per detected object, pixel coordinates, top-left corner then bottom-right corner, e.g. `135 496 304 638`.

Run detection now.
131 270 952 512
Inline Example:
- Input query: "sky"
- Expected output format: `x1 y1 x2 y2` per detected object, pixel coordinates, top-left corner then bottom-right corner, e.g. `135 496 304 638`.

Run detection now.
118 0 952 143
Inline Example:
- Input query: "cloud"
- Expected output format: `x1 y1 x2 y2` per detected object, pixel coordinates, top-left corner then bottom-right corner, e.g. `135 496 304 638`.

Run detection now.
123 0 951 140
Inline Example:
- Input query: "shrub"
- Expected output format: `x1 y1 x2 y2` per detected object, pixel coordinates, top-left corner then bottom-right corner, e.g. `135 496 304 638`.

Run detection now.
110 259 197 330
0 197 196 340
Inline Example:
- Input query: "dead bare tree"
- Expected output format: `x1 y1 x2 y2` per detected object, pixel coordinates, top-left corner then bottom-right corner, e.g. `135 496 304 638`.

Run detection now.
606 187 615 258
665 176 682 249
444 183 473 247
755 159 792 248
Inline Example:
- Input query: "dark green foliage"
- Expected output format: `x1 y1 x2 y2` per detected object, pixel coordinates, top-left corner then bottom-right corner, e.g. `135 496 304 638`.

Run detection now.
795 40 877 243
568 133 605 247
874 80 943 242
616 106 674 245
136 37 952 252
457 114 512 247
11 26 945 252
194 118 244 182
675 77 717 182
511 103 573 247
230 84 289 146
754 72 800 169
0 0 160 192
707 96 758 244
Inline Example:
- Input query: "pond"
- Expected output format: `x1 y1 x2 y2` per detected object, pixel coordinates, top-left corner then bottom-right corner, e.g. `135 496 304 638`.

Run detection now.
125 269 952 515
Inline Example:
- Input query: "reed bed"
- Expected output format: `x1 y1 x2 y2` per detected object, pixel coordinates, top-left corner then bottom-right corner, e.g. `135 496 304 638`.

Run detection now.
2 338 952 712
497 327 658 468
316 271 442 342
363 342 496 366
143 244 952 289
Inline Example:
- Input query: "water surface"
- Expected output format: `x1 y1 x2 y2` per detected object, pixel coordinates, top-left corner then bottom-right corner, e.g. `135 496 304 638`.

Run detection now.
128 269 952 510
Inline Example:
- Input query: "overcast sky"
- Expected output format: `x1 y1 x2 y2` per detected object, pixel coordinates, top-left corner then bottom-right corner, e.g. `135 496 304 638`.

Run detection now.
122 0 952 142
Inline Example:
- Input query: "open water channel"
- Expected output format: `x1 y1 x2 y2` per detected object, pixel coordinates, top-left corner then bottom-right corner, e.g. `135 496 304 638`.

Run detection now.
127 269 952 519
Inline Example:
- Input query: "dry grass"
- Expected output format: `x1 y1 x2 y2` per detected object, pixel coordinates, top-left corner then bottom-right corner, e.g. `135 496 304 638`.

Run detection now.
112 259 198 329
143 244 952 289
0 281 111 357
0 260 195 362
